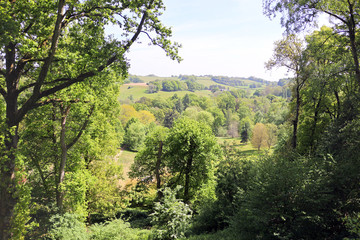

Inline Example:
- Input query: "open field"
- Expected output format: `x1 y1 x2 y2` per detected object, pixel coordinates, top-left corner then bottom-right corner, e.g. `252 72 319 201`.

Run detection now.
116 149 137 185
120 75 270 102
119 84 215 102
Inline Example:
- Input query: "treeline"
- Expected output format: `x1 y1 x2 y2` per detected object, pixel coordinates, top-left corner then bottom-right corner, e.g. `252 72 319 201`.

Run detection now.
210 76 277 88
211 76 247 87
148 79 205 93
124 75 144 83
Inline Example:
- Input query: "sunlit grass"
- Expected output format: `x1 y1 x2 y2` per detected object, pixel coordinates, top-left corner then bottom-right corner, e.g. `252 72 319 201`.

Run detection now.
217 137 273 156
119 84 215 102
116 149 137 186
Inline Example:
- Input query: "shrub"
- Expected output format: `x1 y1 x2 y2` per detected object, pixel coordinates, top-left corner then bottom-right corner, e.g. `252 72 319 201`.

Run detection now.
150 186 192 239
89 218 150 240
46 213 87 240
46 213 150 240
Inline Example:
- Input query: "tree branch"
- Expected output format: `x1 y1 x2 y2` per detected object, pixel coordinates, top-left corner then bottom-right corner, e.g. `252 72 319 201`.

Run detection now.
28 98 84 111
17 0 153 123
66 104 94 149
0 87 6 98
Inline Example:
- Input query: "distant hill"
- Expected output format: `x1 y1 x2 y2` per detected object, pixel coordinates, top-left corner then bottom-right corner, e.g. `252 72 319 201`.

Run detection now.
120 74 290 102
126 74 279 87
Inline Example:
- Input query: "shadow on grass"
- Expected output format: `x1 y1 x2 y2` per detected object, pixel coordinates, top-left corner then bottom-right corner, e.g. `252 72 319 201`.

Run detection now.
238 149 259 156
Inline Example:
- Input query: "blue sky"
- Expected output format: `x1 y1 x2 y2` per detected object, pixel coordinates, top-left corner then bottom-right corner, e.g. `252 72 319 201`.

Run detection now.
126 0 290 81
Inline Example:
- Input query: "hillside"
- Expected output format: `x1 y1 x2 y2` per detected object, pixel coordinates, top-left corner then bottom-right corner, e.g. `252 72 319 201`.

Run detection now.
120 74 285 102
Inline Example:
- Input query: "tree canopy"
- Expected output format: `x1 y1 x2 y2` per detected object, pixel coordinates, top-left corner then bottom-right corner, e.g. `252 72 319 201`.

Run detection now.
0 0 180 238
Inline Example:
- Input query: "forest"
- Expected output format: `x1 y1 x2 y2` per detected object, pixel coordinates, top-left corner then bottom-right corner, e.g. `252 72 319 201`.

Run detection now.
1 0 360 240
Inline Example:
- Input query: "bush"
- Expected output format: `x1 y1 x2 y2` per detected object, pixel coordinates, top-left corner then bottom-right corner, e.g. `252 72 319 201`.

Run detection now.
46 213 87 240
192 148 256 234
89 218 150 240
229 155 338 240
46 213 150 240
150 186 192 239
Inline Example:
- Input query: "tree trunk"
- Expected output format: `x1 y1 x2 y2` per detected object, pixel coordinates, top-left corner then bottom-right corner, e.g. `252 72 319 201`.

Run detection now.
292 84 301 150
56 105 71 211
0 132 18 240
184 148 194 203
347 4 360 88
155 141 163 198
309 99 321 153
0 100 20 239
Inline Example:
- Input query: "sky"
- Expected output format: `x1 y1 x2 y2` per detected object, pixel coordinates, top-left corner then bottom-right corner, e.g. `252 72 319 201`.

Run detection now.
125 0 290 82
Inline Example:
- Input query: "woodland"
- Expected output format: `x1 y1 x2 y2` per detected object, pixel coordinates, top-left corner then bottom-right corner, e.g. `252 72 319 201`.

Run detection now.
1 0 360 239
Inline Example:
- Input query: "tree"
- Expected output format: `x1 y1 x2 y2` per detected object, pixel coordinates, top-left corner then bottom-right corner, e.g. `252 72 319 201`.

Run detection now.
166 117 220 203
240 117 253 143
217 92 236 113
263 0 360 87
251 123 269 151
265 123 278 149
266 35 308 149
137 110 156 125
119 105 138 126
181 107 215 127
130 126 169 195
123 120 146 152
19 77 124 237
227 121 239 138
0 0 180 237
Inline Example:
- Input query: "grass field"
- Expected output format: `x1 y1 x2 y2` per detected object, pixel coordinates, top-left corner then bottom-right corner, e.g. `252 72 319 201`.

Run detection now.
116 149 137 185
120 75 268 102
119 84 215 102
217 137 273 157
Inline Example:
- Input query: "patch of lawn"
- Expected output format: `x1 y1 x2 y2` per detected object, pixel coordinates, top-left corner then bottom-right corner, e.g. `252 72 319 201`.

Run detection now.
117 149 137 182
217 137 272 157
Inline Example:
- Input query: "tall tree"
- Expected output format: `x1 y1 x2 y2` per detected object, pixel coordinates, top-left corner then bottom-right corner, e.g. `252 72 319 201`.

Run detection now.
266 35 308 149
0 0 180 238
130 125 169 197
166 117 220 203
263 0 360 87
251 123 269 151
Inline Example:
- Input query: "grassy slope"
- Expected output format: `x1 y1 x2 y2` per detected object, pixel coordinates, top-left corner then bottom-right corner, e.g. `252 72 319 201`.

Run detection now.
119 75 269 102
117 149 137 187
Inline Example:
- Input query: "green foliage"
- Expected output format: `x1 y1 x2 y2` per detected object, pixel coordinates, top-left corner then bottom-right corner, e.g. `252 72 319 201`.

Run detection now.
181 107 214 127
239 117 252 143
89 219 150 240
130 125 169 189
166 117 221 202
182 229 236 240
62 168 89 218
46 213 150 240
344 213 360 239
192 143 256 233
87 156 124 218
151 186 192 240
10 155 35 240
230 155 338 239
124 121 147 152
47 213 88 240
